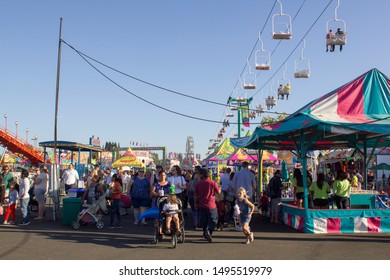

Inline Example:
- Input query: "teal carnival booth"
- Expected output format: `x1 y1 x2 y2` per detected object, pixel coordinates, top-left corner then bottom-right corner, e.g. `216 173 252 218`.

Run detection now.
231 69 390 234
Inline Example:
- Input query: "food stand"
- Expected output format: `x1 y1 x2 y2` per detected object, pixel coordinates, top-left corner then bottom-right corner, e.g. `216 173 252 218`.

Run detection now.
231 69 390 234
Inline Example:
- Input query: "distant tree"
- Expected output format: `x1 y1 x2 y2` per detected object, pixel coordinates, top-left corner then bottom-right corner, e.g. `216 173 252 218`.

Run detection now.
178 153 184 163
151 152 163 166
260 113 288 126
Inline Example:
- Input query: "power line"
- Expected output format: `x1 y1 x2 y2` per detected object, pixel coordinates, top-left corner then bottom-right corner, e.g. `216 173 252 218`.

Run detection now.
62 40 284 117
63 40 273 125
214 0 333 144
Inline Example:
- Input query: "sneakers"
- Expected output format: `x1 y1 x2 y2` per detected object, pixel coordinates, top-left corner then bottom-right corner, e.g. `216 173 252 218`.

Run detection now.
3 221 9 225
204 231 212 243
116 224 123 229
108 226 115 229
119 208 128 216
9 221 15 225
249 232 254 242
245 238 250 245
19 221 30 226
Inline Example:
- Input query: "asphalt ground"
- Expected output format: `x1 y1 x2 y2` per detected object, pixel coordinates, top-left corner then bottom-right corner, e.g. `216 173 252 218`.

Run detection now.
1 203 390 260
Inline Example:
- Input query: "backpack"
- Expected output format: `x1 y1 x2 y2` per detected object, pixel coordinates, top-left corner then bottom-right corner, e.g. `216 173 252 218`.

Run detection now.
265 177 276 197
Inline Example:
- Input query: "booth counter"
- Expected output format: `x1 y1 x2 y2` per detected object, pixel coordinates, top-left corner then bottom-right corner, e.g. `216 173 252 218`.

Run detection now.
282 204 390 234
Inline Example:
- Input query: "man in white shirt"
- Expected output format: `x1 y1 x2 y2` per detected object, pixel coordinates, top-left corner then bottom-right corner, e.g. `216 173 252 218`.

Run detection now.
61 164 79 193
121 170 131 193
104 169 113 185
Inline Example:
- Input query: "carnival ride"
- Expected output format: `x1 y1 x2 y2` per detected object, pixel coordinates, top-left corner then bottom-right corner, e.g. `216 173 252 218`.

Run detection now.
0 126 45 166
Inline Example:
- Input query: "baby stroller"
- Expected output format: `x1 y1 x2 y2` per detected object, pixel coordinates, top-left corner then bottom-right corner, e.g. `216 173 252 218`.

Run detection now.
72 195 107 230
153 196 185 248
28 185 39 213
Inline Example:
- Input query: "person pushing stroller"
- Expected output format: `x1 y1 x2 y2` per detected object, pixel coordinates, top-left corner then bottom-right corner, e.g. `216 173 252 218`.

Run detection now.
162 194 181 235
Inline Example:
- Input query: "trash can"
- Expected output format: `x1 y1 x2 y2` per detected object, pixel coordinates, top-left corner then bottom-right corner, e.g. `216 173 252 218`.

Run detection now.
67 188 85 198
62 197 82 226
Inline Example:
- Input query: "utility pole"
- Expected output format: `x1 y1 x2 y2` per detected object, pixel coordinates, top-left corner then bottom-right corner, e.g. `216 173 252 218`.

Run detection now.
52 17 63 221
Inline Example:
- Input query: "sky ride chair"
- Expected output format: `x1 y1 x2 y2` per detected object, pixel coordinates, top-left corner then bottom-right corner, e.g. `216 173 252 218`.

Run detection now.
272 0 292 40
265 96 276 110
277 63 291 100
243 59 256 89
256 103 265 115
226 112 234 118
326 0 347 50
255 33 271 70
266 79 277 110
294 39 310 78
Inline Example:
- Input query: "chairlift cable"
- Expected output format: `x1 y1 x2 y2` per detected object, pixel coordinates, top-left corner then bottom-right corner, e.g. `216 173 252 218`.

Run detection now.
249 0 333 100
65 41 282 125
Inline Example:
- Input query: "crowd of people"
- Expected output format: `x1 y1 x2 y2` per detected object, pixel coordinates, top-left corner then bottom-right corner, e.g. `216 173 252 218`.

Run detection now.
2 159 380 244
284 168 365 210
0 162 260 245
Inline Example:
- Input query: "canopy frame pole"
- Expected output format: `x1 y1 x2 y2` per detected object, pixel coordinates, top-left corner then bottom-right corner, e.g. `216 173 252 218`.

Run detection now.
363 137 368 190
257 146 264 201
299 130 309 213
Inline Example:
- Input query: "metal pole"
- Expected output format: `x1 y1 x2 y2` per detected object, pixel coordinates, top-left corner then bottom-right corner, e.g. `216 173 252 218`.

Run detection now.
25 128 29 143
52 17 63 222
237 107 241 138
300 130 309 212
4 114 7 131
15 121 18 138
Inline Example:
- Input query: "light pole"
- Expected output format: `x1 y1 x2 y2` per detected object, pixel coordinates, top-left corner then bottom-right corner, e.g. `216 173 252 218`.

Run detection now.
31 135 38 148
15 121 18 138
51 17 63 222
4 114 7 131
25 128 29 143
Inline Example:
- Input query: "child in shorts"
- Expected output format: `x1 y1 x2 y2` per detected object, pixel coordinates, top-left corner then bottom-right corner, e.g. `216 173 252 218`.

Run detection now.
162 194 180 234
3 182 18 225
236 187 255 244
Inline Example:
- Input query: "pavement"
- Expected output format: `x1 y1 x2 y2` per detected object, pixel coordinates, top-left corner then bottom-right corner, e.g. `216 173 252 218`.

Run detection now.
1 203 390 260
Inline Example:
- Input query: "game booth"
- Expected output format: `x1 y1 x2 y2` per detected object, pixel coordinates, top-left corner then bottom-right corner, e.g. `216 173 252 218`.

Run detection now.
231 68 390 234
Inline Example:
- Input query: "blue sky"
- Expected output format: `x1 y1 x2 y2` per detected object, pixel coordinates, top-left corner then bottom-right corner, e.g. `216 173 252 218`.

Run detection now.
0 0 389 159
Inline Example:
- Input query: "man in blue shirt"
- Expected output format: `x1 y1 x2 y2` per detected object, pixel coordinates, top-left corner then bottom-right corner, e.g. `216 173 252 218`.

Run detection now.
232 161 256 202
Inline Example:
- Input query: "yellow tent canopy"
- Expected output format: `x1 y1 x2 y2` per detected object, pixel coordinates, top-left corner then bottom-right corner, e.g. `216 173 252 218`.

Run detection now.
111 148 144 168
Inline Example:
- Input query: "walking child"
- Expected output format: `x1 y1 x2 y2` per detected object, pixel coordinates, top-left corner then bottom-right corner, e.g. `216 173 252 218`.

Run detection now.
215 192 226 231
236 187 255 244
3 182 18 224
259 191 270 217
109 174 123 228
